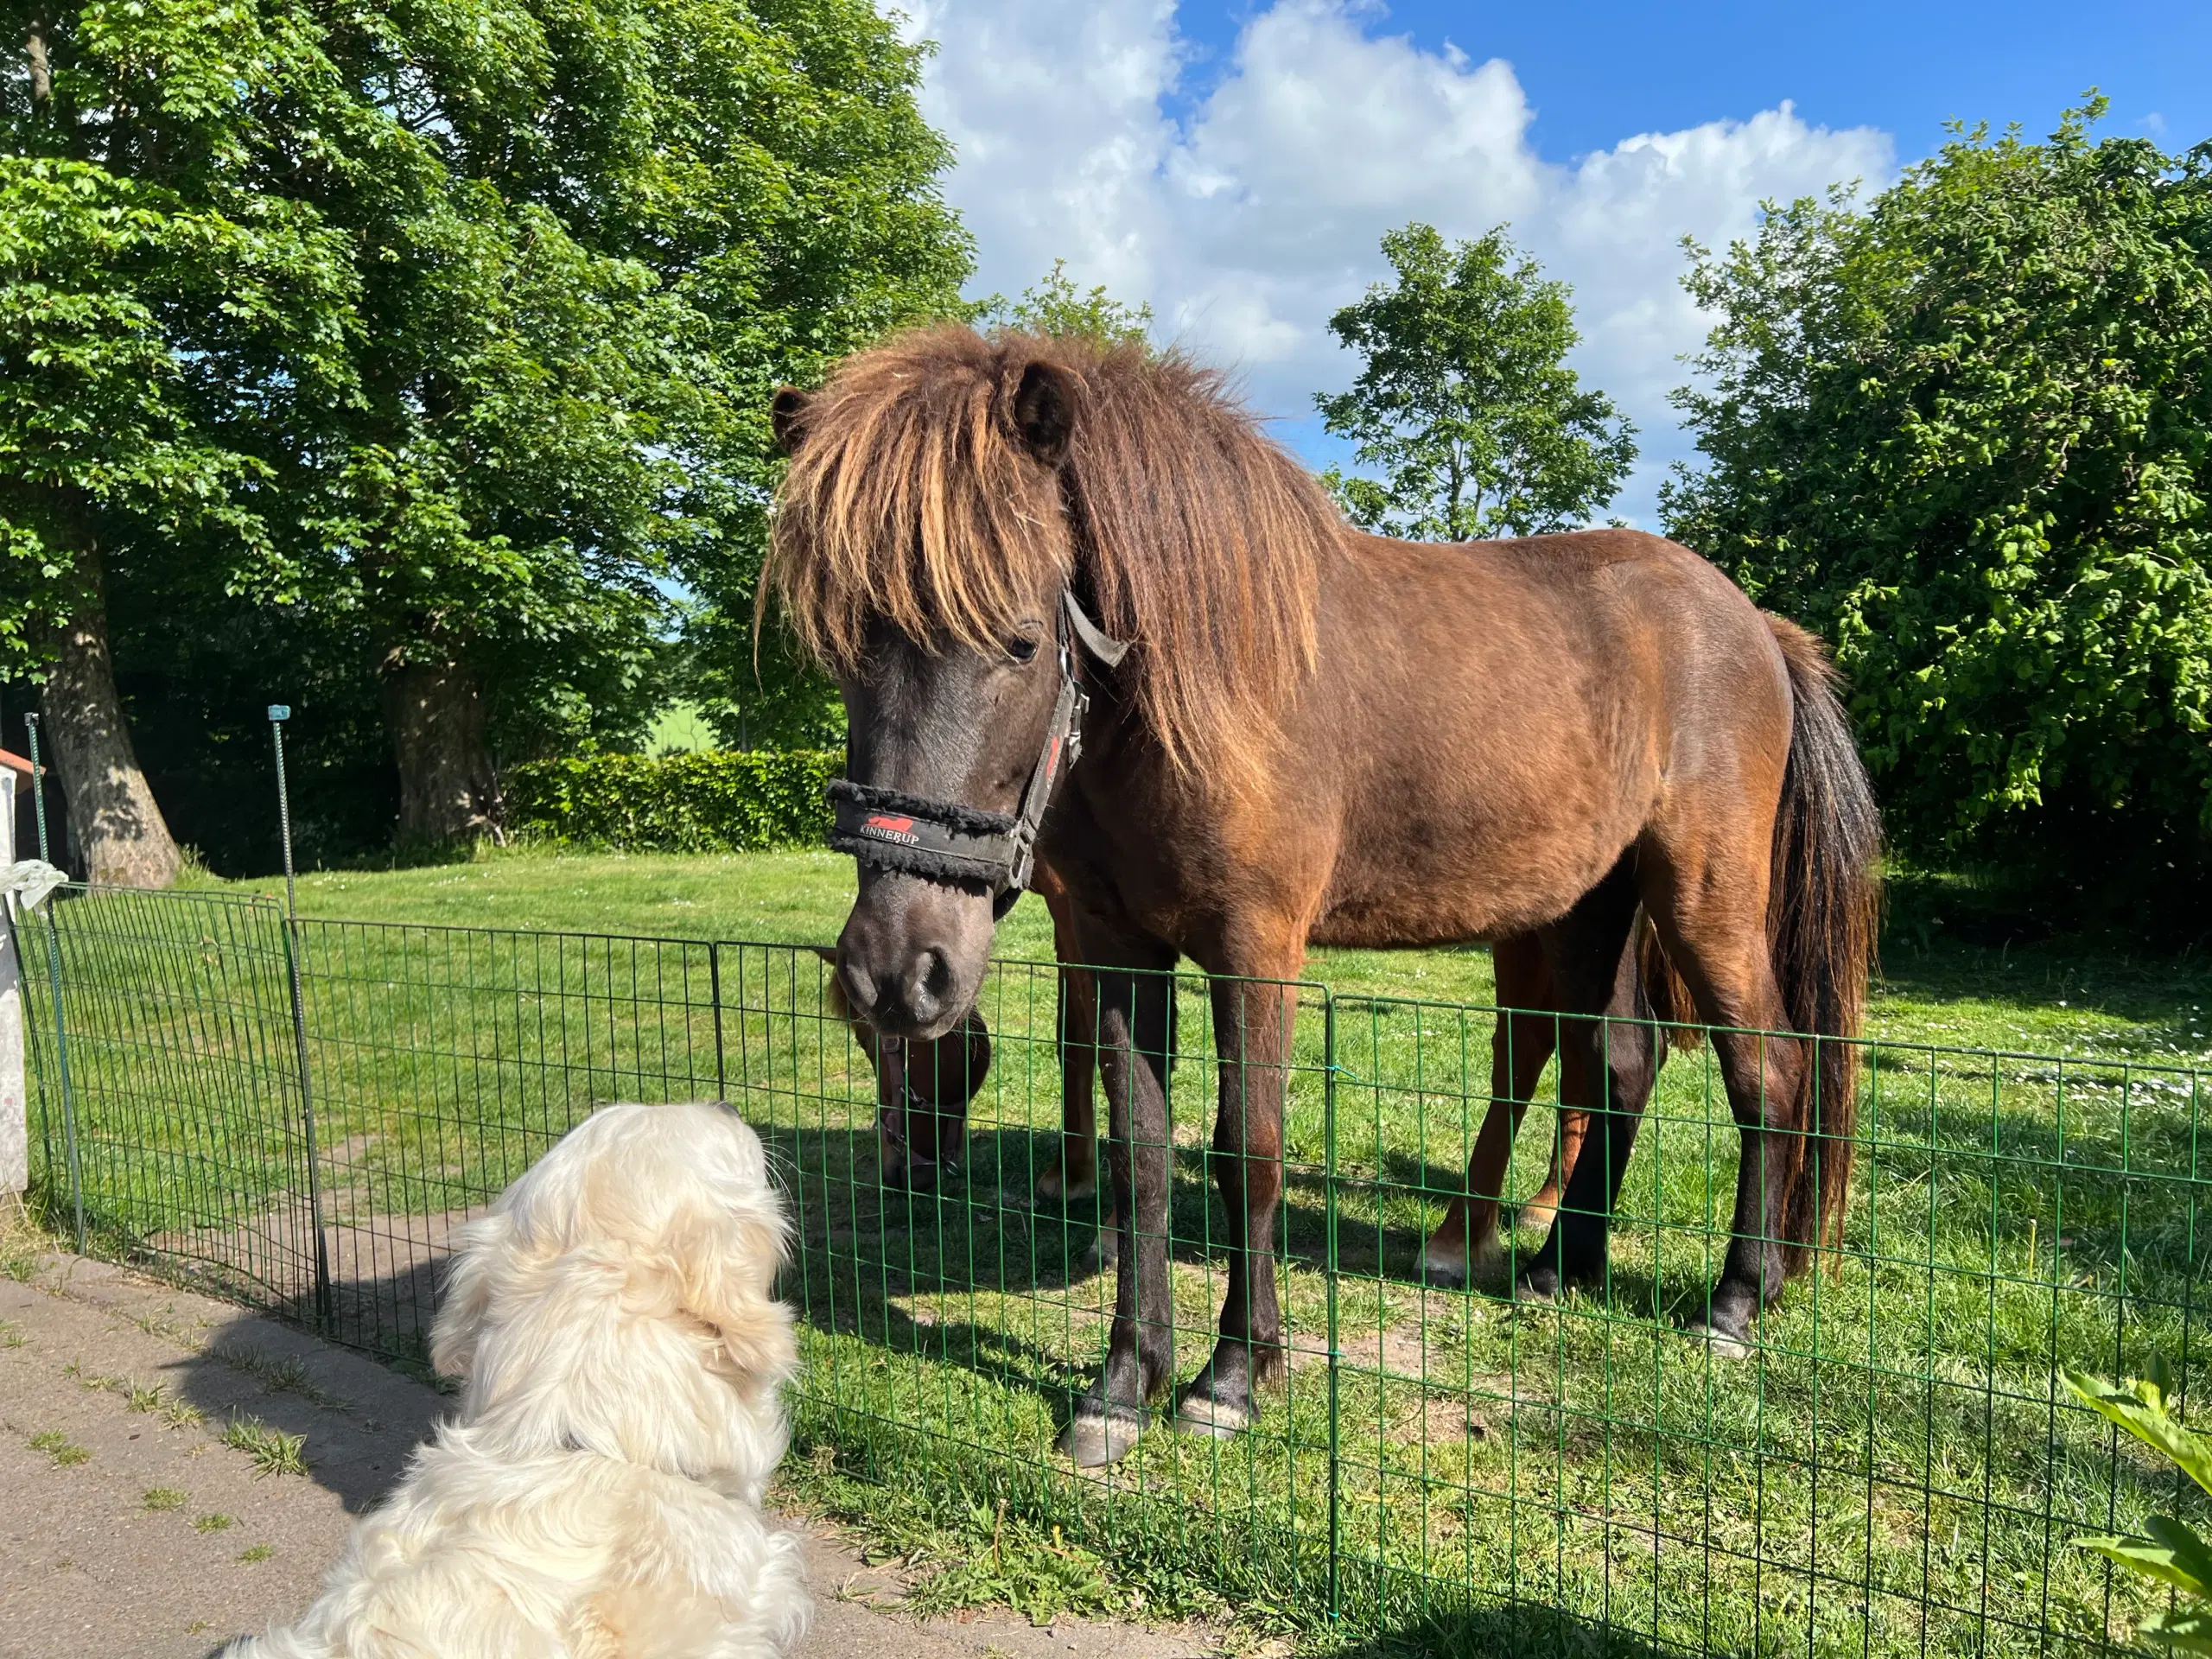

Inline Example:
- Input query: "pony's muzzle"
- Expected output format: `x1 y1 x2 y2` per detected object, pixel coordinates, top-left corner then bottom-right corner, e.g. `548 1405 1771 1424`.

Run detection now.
837 870 993 1040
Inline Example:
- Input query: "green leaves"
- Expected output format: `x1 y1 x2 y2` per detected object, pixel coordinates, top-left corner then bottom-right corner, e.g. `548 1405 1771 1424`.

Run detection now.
1315 222 1636 543
1664 108 2212 900
5 0 969 849
503 747 839 852
976 259 1154 352
2064 1363 2212 1652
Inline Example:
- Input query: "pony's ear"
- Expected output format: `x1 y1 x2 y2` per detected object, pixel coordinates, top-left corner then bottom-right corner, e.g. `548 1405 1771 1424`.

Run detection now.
770 386 810 455
1011 361 1077 465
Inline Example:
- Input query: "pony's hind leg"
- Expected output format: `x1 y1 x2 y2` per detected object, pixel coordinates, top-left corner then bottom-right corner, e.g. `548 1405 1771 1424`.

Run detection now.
1028 865 1103 1208
1421 935 1556 1287
1037 960 1100 1201
1642 848 1808 1358
1522 1108 1592 1235
1515 856 1661 1303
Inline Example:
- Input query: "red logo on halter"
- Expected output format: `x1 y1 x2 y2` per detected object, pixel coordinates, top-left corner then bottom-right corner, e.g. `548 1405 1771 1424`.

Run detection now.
864 813 920 844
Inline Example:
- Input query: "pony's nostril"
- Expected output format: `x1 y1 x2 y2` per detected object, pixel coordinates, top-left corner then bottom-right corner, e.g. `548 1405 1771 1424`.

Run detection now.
906 947 952 1021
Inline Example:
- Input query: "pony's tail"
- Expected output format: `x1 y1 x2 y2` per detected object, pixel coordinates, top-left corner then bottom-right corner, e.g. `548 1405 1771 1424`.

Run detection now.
1637 912 1700 1052
1764 616 1883 1278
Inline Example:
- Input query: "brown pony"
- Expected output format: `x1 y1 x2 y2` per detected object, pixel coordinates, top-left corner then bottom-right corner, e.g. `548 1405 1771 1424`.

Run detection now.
767 327 1880 1466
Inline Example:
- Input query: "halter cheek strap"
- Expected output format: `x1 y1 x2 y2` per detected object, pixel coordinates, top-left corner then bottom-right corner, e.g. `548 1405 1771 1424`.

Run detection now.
827 591 1129 916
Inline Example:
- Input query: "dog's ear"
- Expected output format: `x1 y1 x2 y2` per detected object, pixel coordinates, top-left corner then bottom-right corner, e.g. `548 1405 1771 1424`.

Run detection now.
675 1204 798 1383
430 1211 516 1380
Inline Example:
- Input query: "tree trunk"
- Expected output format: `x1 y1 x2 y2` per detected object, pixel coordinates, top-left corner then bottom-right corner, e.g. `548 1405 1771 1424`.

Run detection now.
34 543 181 889
26 16 51 110
381 654 505 847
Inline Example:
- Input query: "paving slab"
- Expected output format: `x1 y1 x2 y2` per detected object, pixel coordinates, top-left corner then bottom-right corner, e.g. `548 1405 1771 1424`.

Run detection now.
0 1243 1233 1659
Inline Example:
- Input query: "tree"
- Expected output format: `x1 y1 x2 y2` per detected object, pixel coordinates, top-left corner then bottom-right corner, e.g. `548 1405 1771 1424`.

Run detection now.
2 4 360 883
5 0 973 853
978 258 1154 349
276 0 972 841
1662 102 2212 911
1315 223 1636 542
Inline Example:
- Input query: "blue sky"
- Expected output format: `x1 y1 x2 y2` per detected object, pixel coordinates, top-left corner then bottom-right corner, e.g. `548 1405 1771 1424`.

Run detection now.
1161 3 2206 164
904 1 2202 523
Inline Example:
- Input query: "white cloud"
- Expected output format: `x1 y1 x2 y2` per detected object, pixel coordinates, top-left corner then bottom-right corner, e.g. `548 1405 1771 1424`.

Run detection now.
909 0 1895 524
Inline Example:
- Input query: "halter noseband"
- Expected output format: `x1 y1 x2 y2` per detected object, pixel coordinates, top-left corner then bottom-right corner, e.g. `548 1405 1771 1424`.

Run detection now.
827 591 1129 918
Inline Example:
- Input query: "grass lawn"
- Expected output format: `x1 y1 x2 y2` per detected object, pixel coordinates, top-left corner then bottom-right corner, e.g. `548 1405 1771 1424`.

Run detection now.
194 847 2212 1066
26 848 2212 1653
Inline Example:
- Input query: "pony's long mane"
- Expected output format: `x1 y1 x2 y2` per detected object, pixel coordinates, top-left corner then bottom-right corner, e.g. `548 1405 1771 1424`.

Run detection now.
766 326 1340 785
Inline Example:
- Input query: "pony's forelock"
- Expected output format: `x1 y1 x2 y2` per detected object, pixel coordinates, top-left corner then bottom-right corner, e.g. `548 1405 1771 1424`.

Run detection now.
765 326 1338 787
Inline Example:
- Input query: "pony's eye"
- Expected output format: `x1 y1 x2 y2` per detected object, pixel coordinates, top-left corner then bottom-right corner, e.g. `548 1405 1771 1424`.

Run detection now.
1006 635 1040 665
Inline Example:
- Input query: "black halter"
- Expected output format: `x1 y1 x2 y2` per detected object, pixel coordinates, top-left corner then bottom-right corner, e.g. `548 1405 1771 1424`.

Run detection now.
827 591 1129 918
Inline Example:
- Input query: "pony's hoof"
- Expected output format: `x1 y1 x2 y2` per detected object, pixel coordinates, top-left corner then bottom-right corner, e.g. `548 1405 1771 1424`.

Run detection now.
1057 1403 1147 1467
1420 1255 1469 1291
1079 1232 1118 1276
1682 1319 1753 1362
1512 1262 1561 1304
1174 1396 1254 1439
1421 1236 1497 1289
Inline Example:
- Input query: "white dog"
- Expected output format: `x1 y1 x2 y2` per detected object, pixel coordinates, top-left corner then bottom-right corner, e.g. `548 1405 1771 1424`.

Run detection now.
226 1101 811 1658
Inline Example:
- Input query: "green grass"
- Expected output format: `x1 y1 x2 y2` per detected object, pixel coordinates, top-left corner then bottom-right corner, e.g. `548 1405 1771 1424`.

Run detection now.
221 1414 308 1478
645 699 720 757
143 1486 187 1511
24 847 2212 1655
29 1429 89 1467
193 1512 235 1534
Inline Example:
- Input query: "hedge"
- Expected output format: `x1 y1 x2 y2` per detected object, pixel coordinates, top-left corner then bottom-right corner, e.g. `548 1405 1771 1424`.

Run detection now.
501 750 840 854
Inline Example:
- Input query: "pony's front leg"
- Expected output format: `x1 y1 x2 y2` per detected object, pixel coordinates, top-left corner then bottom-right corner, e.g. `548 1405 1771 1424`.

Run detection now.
1176 975 1296 1439
1056 957 1176 1467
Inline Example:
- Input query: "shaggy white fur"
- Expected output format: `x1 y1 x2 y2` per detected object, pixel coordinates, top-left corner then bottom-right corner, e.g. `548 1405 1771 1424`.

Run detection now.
226 1101 810 1659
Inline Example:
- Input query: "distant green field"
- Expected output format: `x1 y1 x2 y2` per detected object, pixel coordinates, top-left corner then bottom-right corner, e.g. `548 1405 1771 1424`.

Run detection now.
24 848 2211 1652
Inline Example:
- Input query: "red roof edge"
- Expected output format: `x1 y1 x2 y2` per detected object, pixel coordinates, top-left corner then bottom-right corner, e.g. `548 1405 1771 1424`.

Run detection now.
0 749 32 776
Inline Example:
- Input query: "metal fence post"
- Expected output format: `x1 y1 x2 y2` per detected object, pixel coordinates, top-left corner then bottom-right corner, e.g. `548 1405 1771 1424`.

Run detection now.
22 715 86 1250
269 707 334 1331
1323 987 1342 1624
710 940 728 1098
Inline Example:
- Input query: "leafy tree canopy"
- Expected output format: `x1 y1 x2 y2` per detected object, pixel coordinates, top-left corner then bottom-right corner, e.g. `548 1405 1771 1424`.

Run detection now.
3 0 971 854
1662 100 2212 902
1316 222 1636 542
977 257 1155 350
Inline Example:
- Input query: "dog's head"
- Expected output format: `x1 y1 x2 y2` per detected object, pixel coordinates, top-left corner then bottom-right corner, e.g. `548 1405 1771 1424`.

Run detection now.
430 1101 797 1495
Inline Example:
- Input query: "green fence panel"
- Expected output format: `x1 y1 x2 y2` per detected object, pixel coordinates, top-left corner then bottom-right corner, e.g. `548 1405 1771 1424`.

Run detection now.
17 882 2209 1656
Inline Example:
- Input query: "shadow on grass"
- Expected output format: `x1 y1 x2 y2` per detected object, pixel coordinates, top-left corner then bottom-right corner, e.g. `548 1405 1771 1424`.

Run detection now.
1333 1598 1686 1659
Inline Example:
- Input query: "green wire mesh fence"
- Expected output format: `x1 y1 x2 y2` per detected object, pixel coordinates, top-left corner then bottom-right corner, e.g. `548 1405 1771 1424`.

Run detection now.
13 882 2207 1656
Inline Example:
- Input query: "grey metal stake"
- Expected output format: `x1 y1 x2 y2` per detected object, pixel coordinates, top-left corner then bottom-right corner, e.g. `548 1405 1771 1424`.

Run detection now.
23 715 85 1251
269 707 334 1330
